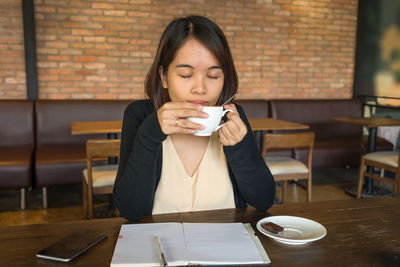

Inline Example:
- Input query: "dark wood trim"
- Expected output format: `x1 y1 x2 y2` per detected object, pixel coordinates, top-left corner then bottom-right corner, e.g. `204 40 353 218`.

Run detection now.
22 0 38 100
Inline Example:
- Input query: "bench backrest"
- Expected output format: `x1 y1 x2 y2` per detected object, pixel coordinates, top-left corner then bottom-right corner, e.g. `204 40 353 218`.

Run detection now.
35 100 132 147
0 100 34 148
235 100 270 118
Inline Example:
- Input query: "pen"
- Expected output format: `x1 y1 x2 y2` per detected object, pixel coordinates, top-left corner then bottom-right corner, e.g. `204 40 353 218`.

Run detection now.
155 236 167 267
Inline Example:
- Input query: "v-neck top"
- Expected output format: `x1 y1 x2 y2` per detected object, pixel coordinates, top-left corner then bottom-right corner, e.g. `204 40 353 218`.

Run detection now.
152 132 235 215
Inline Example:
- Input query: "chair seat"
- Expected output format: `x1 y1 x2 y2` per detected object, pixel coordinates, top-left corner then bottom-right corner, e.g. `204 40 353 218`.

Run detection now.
266 156 308 175
365 151 398 167
83 164 118 188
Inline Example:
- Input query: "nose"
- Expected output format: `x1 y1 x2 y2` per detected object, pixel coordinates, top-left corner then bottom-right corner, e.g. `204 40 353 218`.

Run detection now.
191 75 207 95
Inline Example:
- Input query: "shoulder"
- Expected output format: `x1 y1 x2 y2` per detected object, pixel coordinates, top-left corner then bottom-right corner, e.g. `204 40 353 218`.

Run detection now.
124 99 154 118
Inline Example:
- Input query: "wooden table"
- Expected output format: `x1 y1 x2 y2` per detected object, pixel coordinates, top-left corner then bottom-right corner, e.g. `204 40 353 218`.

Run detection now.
1 197 399 266
331 116 400 197
70 120 123 139
248 118 309 131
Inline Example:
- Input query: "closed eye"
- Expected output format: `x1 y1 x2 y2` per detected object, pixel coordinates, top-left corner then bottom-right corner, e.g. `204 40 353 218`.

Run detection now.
180 75 192 78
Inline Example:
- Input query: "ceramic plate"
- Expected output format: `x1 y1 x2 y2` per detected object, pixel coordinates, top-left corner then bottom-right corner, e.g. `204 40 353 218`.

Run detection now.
256 216 327 245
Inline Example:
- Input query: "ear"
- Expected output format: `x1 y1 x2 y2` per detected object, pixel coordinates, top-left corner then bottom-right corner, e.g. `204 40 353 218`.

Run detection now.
159 66 168 89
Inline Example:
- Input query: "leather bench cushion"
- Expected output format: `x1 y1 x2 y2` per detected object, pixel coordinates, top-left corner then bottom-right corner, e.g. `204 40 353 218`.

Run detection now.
270 99 363 139
35 160 87 187
0 100 34 148
35 146 86 165
35 100 131 147
35 146 86 186
35 146 107 186
0 148 33 188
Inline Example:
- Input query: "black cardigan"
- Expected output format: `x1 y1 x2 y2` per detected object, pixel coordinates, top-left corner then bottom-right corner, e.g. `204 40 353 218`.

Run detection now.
113 100 275 221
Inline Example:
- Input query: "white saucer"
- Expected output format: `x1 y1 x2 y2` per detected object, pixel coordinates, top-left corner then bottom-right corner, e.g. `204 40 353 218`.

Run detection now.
256 216 327 245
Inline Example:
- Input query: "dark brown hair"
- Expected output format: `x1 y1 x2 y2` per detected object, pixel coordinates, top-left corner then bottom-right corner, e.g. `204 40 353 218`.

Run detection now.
145 15 238 109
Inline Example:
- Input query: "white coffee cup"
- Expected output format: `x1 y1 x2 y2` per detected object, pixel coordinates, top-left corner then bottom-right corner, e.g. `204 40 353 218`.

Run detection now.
187 106 233 136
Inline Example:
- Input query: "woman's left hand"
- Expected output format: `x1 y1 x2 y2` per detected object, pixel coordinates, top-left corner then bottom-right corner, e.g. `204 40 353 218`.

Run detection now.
218 104 247 146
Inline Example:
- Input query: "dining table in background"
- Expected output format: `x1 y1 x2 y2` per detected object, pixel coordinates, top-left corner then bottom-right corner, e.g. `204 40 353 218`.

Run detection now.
331 116 400 197
0 197 399 266
70 120 123 139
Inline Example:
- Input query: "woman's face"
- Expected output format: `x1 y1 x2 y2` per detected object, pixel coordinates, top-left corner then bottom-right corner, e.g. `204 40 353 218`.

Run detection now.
160 38 224 106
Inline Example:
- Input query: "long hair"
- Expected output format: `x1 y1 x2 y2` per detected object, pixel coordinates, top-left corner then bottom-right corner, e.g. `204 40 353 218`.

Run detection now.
145 15 238 109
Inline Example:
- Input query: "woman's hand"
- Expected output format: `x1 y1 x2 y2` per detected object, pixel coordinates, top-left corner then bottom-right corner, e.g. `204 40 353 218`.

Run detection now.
157 101 207 135
218 104 247 146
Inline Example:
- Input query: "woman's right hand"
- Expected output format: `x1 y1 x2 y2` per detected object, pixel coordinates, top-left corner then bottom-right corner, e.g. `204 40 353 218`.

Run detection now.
157 101 208 135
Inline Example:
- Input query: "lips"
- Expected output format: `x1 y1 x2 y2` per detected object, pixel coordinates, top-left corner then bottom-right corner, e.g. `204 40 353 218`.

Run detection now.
189 100 208 105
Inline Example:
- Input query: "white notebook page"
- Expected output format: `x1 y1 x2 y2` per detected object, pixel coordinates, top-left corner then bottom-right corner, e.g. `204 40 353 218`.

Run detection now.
111 223 187 267
182 223 265 265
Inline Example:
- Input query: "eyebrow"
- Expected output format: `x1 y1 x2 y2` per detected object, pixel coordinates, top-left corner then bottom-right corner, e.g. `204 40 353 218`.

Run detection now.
175 64 222 70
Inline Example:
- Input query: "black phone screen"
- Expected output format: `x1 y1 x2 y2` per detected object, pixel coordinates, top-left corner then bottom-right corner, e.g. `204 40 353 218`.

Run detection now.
36 229 109 262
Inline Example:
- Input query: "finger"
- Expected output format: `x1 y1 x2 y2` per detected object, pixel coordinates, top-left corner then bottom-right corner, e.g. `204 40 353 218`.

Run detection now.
223 114 244 136
174 118 205 130
175 109 208 119
170 126 196 135
165 101 203 111
220 122 236 141
219 130 229 145
223 104 238 112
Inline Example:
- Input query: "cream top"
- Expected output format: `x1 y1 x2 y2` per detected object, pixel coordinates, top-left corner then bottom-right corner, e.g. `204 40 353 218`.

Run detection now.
152 132 235 215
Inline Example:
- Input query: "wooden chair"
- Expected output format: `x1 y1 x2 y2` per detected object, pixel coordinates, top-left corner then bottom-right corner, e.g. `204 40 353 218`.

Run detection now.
262 132 315 203
357 150 399 198
82 139 120 219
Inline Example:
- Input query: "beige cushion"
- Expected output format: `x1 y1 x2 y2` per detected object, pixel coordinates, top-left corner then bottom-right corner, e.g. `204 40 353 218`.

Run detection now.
365 151 398 167
82 164 118 188
266 156 308 175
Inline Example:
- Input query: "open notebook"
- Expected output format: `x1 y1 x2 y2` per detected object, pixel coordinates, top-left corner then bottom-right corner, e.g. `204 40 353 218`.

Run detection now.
111 222 270 267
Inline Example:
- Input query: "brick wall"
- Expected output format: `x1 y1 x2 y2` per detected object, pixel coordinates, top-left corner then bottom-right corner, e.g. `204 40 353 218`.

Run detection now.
0 0 26 99
1 0 358 100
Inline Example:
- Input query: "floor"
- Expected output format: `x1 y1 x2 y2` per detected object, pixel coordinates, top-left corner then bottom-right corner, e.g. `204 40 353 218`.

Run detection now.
0 167 365 226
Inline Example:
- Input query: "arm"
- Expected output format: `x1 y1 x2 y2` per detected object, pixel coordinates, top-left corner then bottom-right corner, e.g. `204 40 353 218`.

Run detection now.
223 104 275 211
113 100 167 221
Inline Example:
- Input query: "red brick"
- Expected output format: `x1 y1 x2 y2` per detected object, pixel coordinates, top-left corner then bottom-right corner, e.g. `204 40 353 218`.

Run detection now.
73 56 96 62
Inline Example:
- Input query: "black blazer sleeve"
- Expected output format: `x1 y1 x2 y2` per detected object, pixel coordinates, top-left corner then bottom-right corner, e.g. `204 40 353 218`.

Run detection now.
113 100 167 221
223 103 276 211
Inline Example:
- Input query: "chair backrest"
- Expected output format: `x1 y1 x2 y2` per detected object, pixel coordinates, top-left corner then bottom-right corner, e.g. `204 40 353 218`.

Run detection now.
85 139 120 186
262 132 315 169
86 139 121 161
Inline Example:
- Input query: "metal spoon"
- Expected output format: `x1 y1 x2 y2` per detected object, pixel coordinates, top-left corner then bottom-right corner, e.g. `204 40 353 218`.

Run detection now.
221 93 238 106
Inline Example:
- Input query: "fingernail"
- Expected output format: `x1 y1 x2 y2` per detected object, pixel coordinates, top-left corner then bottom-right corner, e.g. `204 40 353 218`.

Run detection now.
202 113 208 118
197 105 203 110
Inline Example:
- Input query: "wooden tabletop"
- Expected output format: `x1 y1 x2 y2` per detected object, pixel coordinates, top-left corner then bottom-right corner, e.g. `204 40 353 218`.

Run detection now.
248 118 309 131
0 197 399 266
331 116 400 128
70 121 122 135
71 118 309 135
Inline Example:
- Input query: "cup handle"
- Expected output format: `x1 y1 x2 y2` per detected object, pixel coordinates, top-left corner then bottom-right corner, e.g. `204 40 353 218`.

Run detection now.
215 109 234 131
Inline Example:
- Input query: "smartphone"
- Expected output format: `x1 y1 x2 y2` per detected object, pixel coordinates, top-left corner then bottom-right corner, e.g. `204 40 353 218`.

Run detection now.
36 229 109 262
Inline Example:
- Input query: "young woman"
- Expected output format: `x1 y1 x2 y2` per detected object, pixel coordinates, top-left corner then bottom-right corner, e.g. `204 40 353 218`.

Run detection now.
113 15 275 221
